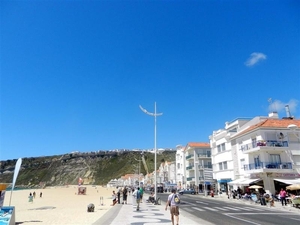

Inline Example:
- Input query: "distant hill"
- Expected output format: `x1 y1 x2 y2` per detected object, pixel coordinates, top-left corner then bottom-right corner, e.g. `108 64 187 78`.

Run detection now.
0 150 176 187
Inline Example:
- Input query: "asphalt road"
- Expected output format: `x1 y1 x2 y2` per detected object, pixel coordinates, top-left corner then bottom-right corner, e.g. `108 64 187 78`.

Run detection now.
156 192 300 225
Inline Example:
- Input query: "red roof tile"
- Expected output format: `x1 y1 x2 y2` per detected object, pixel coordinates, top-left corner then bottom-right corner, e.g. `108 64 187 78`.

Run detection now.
233 119 300 138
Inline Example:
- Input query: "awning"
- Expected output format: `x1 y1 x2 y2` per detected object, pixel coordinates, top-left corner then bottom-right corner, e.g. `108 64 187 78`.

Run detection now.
228 178 261 186
239 178 261 185
274 178 300 185
228 178 246 186
217 179 232 183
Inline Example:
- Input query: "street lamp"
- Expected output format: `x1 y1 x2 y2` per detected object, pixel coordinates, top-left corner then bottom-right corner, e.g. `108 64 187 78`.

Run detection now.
139 102 163 203
134 153 143 187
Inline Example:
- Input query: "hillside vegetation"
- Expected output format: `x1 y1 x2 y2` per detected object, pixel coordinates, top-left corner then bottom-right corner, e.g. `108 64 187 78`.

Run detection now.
0 151 175 187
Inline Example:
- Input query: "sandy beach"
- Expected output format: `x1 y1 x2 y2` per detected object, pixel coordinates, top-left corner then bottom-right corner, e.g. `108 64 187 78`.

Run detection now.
3 185 118 225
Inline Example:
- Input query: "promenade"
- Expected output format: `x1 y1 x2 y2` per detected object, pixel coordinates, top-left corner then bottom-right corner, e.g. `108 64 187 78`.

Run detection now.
98 193 202 225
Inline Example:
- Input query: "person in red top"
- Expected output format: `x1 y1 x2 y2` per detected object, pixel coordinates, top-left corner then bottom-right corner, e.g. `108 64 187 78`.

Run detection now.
279 188 287 206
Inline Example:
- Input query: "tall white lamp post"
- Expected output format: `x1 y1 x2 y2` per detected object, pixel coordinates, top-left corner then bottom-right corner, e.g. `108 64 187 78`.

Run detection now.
287 124 300 175
139 102 163 203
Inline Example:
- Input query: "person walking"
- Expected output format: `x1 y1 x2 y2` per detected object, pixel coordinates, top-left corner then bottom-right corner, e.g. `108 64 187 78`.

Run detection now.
132 187 141 211
122 186 128 204
117 187 121 204
139 186 144 203
165 189 180 225
279 188 287 206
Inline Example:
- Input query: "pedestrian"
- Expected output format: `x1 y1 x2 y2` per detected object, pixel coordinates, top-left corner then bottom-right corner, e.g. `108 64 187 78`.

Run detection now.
132 187 141 211
40 192 43 198
111 190 117 206
117 187 121 204
279 188 287 206
139 186 144 203
28 193 33 203
122 186 128 204
33 191 36 198
165 189 180 225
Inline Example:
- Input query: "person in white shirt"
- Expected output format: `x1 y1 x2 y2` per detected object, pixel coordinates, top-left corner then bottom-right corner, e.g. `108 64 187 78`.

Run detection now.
132 187 141 211
165 189 180 225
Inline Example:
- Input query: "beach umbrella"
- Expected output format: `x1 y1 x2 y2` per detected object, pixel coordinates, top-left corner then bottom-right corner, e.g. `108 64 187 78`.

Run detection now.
248 185 263 189
286 184 300 191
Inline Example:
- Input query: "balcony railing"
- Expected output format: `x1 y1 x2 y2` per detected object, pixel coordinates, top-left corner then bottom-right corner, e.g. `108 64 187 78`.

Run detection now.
187 176 195 181
186 154 193 159
198 165 213 169
244 162 292 171
240 140 289 152
186 165 194 170
197 154 211 158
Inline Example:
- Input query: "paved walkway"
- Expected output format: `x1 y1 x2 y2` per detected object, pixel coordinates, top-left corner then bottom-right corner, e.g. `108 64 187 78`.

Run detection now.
97 194 202 225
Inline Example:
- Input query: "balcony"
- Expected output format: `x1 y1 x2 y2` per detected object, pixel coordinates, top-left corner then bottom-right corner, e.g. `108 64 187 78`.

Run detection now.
197 154 211 158
186 165 194 170
244 162 293 172
187 176 195 181
198 164 213 169
240 140 289 154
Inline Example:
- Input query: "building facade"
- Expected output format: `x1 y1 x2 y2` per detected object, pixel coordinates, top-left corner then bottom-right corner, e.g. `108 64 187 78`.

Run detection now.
184 142 214 193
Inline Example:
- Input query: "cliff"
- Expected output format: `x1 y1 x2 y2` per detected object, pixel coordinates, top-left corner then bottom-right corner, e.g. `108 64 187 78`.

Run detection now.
0 150 176 187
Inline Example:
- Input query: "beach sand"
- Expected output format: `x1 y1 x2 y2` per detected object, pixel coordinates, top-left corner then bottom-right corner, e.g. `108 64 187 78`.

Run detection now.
3 185 118 225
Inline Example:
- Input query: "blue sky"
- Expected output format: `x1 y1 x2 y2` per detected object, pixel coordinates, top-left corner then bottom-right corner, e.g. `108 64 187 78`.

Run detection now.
1 0 299 160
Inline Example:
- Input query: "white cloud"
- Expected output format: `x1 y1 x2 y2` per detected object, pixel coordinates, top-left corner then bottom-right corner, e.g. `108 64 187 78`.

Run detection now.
268 99 299 116
245 52 267 67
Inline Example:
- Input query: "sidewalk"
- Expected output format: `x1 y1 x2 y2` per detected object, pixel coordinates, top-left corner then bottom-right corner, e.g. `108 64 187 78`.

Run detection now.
97 194 203 225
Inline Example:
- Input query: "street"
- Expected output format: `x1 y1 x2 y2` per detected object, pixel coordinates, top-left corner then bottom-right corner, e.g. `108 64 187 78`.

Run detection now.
156 193 300 225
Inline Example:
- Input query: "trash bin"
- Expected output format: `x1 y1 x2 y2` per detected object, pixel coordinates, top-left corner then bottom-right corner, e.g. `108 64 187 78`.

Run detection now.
87 203 95 212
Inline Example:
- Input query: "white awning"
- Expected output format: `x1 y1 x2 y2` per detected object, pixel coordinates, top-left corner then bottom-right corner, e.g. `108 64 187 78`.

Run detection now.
239 178 261 185
274 178 300 185
228 178 261 186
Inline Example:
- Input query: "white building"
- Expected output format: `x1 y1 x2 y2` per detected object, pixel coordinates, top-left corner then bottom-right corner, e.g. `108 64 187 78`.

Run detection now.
211 112 300 195
209 118 251 193
175 145 186 189
184 142 214 193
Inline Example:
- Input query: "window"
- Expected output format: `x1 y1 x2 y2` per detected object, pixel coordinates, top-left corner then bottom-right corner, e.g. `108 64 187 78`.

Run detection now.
217 143 226 153
270 154 281 163
221 143 226 151
219 161 227 170
219 162 223 170
223 161 228 170
240 159 245 169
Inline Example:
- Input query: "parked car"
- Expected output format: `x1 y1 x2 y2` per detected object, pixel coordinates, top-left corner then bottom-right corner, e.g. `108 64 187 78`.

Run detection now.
178 189 196 195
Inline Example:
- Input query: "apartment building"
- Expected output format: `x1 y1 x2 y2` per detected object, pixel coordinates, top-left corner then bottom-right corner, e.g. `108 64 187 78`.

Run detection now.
209 118 251 193
184 142 214 192
175 145 185 189
211 112 300 195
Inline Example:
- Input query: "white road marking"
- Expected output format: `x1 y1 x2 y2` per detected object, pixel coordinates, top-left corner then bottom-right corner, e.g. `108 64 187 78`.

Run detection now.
196 201 208 204
223 207 239 211
202 207 218 211
290 218 300 221
214 207 228 211
224 213 262 225
243 207 262 211
192 207 205 211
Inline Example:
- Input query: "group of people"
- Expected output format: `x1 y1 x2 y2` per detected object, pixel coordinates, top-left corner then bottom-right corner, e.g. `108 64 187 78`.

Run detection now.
112 186 181 225
28 191 43 202
111 186 129 206
229 186 293 207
